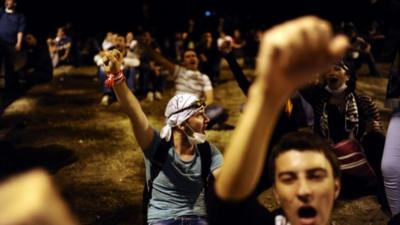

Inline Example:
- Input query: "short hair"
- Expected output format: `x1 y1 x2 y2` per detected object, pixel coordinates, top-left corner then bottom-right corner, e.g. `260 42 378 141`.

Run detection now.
180 48 197 61
268 131 341 184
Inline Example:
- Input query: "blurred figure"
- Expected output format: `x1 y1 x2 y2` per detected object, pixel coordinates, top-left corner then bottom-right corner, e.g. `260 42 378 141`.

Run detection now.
231 28 246 59
18 33 53 87
0 169 78 225
196 32 220 85
141 40 229 129
0 0 26 94
209 16 348 225
342 22 381 76
138 31 165 102
382 49 400 219
47 27 72 68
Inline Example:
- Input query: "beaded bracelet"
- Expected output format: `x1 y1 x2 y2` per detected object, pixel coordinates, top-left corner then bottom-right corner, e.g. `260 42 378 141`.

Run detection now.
104 70 125 88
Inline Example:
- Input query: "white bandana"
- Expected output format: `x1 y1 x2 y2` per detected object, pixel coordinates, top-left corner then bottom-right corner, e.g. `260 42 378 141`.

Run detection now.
160 93 202 141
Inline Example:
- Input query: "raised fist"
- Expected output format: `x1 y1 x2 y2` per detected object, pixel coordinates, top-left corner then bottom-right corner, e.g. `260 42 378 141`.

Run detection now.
255 16 349 95
102 49 123 74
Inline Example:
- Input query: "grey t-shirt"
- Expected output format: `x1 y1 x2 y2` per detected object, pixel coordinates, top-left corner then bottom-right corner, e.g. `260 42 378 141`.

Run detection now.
144 131 223 224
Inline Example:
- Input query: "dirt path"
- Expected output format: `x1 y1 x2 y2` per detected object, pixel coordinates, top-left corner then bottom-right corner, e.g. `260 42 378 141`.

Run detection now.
0 64 392 225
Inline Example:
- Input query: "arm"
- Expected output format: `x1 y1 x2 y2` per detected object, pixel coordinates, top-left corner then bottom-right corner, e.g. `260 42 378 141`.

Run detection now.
357 95 384 134
221 49 251 95
204 90 214 105
15 32 23 51
15 14 26 51
141 44 176 75
215 16 348 201
60 42 72 61
102 49 154 150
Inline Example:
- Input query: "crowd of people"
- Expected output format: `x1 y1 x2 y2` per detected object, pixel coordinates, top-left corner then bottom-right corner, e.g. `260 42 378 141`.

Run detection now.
1 0 400 225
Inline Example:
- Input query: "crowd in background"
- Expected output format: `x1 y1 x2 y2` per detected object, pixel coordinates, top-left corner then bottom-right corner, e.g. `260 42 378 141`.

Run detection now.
1 0 400 224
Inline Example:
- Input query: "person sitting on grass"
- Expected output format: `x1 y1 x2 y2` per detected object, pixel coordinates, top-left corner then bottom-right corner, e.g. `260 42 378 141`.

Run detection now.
101 49 223 225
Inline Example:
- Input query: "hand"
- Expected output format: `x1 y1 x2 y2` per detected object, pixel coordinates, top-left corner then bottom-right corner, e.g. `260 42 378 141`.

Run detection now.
102 49 123 74
255 16 349 96
0 170 78 225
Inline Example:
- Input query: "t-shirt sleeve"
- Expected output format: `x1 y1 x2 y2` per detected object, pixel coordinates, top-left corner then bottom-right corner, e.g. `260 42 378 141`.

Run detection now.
209 143 223 172
173 65 183 79
206 181 275 225
18 14 26 33
202 74 213 92
143 129 162 161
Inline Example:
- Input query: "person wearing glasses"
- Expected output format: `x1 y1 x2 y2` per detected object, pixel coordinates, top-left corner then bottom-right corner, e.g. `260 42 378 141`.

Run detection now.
101 49 223 225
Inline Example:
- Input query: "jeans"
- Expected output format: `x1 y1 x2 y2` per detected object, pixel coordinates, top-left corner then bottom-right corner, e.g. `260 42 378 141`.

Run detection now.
382 107 400 216
150 216 208 225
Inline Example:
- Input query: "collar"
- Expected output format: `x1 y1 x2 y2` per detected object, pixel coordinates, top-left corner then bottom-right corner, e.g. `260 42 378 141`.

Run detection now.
324 83 347 96
5 8 14 13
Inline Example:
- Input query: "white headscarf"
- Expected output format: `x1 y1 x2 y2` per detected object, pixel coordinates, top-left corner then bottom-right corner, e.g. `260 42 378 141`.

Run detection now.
160 93 202 141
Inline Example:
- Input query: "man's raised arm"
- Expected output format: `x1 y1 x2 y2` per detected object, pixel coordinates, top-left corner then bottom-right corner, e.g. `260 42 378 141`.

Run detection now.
102 49 154 150
215 16 349 201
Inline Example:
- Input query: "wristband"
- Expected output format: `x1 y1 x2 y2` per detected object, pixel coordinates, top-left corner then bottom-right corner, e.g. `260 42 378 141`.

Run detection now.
104 71 125 88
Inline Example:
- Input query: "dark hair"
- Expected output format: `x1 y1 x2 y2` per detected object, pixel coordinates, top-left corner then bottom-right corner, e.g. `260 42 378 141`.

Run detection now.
268 131 341 183
180 48 197 61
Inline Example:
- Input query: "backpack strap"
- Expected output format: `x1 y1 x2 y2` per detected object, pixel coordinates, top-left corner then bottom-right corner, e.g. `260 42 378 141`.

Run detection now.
143 138 172 225
198 141 213 187
148 139 171 190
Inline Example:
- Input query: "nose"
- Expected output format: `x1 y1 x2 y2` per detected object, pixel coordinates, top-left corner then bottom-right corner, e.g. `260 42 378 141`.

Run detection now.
202 112 210 124
297 179 312 203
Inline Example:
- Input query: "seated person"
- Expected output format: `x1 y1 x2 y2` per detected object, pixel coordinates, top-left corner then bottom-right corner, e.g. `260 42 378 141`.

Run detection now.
47 26 72 68
141 39 229 129
19 33 53 87
100 50 223 225
305 61 385 197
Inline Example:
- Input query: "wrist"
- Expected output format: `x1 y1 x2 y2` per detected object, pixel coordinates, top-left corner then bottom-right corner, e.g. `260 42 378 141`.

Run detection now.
105 70 125 88
249 80 291 107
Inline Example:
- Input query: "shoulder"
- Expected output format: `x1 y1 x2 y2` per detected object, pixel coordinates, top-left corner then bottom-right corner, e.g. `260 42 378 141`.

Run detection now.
208 142 222 155
174 65 186 76
355 94 377 108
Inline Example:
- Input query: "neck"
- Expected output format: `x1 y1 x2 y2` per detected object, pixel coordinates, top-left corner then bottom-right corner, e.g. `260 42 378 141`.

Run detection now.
172 130 195 156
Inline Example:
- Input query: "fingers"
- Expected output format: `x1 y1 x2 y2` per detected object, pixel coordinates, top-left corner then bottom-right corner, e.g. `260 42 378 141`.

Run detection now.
257 16 349 79
328 35 349 60
101 49 123 74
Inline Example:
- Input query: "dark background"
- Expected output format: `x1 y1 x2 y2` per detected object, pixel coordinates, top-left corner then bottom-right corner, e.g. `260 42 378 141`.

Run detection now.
12 0 400 41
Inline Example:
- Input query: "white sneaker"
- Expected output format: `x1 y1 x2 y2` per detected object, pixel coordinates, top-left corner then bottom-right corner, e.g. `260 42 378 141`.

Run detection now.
155 91 163 100
100 95 110 106
146 92 154 102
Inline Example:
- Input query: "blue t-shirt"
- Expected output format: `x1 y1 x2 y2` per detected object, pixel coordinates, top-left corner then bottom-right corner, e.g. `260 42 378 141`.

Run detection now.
144 131 223 224
0 8 25 44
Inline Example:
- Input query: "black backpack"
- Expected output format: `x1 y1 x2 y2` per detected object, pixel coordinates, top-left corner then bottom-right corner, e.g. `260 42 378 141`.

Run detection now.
141 139 212 225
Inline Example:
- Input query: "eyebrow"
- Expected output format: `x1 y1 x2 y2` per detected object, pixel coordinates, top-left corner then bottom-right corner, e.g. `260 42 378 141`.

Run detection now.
277 167 328 178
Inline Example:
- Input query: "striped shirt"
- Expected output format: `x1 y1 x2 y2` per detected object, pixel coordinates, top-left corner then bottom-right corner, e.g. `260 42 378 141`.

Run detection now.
173 65 213 99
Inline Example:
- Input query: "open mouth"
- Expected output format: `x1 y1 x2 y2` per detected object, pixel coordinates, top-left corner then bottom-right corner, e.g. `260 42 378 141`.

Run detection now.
298 206 317 218
327 77 338 84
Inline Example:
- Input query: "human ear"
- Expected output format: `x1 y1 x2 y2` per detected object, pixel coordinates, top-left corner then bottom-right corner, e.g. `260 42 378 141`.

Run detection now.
334 178 341 199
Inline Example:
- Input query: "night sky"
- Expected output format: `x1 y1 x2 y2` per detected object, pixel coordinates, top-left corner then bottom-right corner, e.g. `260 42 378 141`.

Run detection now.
13 0 395 40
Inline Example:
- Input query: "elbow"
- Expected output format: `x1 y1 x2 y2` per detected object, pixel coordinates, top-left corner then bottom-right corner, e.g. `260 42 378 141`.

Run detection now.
214 177 253 202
